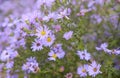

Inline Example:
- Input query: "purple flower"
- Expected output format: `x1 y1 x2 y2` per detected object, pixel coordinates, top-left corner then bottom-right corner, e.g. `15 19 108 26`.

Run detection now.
108 49 120 55
90 14 102 24
88 61 102 77
48 44 65 61
6 61 14 69
35 0 55 8
95 0 105 6
21 11 42 23
77 64 88 77
43 33 56 47
0 63 4 72
11 73 18 78
63 31 73 40
77 49 91 61
43 12 58 22
96 43 108 51
96 43 120 55
77 9 91 16
88 1 95 8
31 38 43 51
48 50 58 61
65 72 73 78
35 25 50 39
0 48 18 62
57 8 71 19
52 25 61 32
22 57 39 73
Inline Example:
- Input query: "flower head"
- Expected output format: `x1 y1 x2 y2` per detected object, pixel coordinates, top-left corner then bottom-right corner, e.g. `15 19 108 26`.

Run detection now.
22 57 39 73
57 8 71 19
65 72 73 78
63 31 73 40
77 64 88 77
48 44 65 61
108 49 120 55
52 25 61 32
43 33 55 47
31 38 43 51
36 0 55 8
36 25 50 39
48 50 58 61
6 61 14 69
0 48 18 62
88 61 102 77
77 49 91 61
96 43 108 51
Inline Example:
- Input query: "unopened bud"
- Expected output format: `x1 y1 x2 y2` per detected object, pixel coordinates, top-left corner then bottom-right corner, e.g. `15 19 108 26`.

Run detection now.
59 66 64 72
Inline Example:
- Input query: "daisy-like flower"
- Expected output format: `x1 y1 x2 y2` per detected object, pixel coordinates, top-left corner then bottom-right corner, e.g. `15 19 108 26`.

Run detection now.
44 33 55 47
56 49 65 59
77 9 91 16
88 61 102 77
108 49 120 55
63 31 73 40
48 44 65 61
48 12 58 20
0 48 18 62
114 48 120 55
57 8 71 19
96 43 108 51
48 50 58 61
0 50 10 62
77 64 88 77
77 49 91 61
22 57 39 73
52 25 61 32
21 10 41 23
50 43 62 51
65 72 73 78
96 43 112 54
31 38 43 51
6 61 14 69
35 25 50 39
52 44 65 59
36 0 55 8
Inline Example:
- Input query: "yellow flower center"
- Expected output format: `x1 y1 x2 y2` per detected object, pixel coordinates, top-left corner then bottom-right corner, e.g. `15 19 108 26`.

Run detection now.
93 68 97 72
47 37 52 42
52 54 57 59
82 68 86 73
41 30 46 36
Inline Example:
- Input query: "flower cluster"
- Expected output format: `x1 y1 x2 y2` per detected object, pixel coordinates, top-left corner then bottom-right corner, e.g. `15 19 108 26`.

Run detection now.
0 48 18 69
31 25 56 51
77 61 102 77
96 43 120 55
77 49 102 77
22 57 39 73
48 44 65 61
0 0 120 77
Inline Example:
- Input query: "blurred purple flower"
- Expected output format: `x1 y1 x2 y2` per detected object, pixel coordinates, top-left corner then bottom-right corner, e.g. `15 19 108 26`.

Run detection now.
77 49 91 61
22 57 39 73
63 31 73 40
88 61 102 77
77 64 88 77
